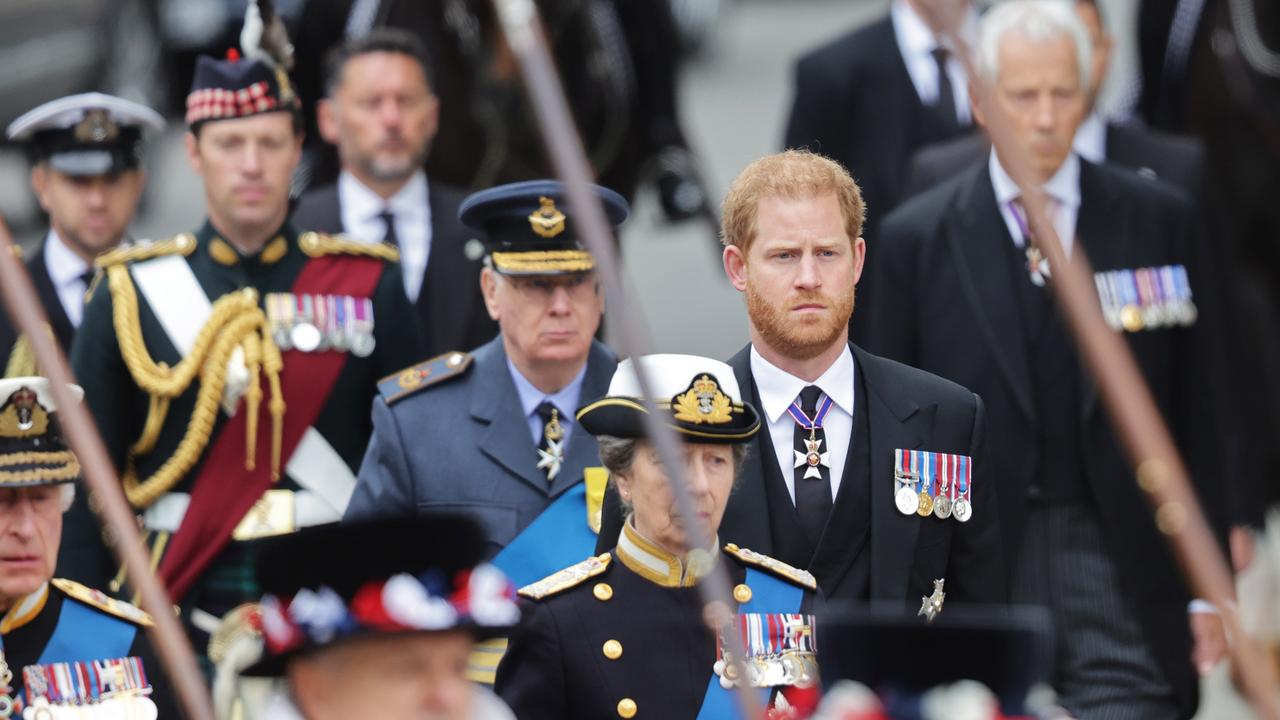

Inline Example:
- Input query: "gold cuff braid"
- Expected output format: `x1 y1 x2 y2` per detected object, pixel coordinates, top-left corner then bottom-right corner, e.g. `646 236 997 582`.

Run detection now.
107 265 287 509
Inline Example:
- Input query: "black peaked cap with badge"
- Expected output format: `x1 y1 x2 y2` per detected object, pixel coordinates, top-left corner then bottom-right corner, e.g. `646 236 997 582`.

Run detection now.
243 514 522 677
0 377 84 487
459 179 629 276
577 353 760 444
5 93 164 177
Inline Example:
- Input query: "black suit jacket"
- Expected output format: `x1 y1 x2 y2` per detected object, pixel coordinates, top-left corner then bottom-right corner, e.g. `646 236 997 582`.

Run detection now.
291 179 497 358
783 17 973 346
597 343 1006 609
867 160 1231 715
901 121 1206 199
0 239 113 589
0 240 77 365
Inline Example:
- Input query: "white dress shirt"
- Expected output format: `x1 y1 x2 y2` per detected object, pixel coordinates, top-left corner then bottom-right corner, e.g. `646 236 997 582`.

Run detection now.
891 0 976 125
1073 112 1108 164
989 150 1082 257
750 344 855 504
507 358 589 449
338 169 431 302
43 230 91 327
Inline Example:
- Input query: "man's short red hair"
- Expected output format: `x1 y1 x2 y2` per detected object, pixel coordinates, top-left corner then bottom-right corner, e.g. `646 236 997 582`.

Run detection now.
720 150 866 253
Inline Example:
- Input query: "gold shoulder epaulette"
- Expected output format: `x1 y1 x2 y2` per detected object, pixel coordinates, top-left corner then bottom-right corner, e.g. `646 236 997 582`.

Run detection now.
298 231 399 262
518 554 612 600
724 544 817 590
378 351 474 405
95 234 197 268
52 578 155 627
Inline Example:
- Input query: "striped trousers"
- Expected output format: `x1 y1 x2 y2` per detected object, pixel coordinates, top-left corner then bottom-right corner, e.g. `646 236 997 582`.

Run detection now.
1014 502 1183 720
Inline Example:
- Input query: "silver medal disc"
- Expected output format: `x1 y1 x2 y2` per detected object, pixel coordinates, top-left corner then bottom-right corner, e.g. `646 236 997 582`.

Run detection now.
952 497 972 522
351 332 376 358
290 323 322 353
329 328 351 353
273 327 294 352
933 495 953 520
895 486 920 515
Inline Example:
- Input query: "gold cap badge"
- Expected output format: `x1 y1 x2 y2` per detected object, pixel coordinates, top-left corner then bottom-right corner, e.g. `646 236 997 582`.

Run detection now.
672 374 733 425
73 110 119 144
528 196 566 238
0 386 48 438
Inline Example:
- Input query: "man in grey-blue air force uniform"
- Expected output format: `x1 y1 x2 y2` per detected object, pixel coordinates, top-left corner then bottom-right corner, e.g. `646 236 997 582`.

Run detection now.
346 180 623 596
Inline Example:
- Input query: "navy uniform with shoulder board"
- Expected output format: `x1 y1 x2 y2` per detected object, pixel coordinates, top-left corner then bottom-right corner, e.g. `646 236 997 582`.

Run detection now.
70 28 424 654
346 180 625 593
1 93 164 373
0 378 176 719
497 355 821 719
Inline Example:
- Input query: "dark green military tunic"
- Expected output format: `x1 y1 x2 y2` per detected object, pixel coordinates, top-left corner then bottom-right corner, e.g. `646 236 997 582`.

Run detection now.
70 220 423 652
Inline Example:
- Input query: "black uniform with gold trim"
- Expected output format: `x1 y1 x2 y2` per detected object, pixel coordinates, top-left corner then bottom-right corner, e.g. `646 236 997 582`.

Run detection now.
0 580 178 719
70 220 423 647
495 526 817 720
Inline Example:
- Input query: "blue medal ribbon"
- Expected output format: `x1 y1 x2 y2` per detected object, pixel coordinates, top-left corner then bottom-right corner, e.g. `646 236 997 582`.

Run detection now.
922 451 934 498
785 394 833 432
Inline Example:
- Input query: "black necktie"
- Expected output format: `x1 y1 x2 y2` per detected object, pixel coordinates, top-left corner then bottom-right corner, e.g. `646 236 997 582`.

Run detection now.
931 46 961 135
535 401 565 481
379 210 399 248
793 385 833 548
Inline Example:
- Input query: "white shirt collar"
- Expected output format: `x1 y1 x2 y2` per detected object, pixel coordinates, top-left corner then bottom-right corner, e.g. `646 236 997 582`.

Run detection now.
989 149 1081 209
749 344 855 424
890 1 977 120
43 230 90 289
891 1 979 58
337 169 428 226
1072 112 1107 164
891 0 940 59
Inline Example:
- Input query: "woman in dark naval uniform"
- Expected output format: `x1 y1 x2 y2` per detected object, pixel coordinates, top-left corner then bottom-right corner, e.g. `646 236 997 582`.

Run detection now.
496 354 820 719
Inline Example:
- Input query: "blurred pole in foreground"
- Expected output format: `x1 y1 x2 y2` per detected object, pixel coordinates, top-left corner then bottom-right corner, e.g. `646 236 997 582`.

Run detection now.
0 217 215 720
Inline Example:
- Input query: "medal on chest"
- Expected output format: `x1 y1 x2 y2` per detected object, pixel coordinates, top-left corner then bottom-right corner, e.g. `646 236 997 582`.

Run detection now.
893 449 974 523
536 408 565 481
787 395 833 480
0 650 14 719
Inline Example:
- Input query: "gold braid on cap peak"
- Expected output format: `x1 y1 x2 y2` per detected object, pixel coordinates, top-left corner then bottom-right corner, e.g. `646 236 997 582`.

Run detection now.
490 250 594 274
106 265 286 509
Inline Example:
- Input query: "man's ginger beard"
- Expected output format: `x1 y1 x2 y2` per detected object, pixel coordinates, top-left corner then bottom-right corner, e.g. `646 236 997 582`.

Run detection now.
745 273 855 360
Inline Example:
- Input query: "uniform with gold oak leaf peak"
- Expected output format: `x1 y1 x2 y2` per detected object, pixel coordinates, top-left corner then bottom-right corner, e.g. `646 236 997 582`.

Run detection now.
495 534 819 720
70 221 423 649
